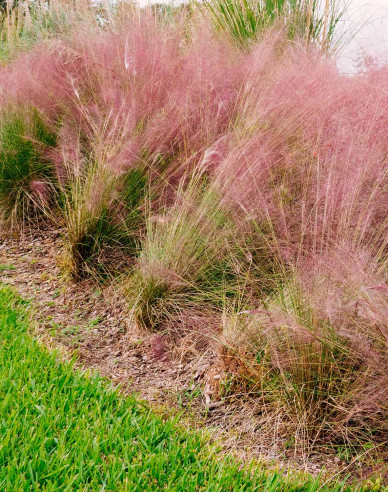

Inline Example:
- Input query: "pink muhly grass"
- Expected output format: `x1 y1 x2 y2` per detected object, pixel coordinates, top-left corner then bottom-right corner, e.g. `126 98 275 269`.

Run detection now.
29 179 51 206
215 38 388 265
1 15 241 183
1 10 388 451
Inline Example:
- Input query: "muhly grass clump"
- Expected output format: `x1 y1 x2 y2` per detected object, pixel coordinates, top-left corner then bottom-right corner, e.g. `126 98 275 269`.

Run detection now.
59 136 148 279
221 257 388 453
0 3 388 456
1 12 240 274
212 42 388 451
126 170 243 330
0 105 57 225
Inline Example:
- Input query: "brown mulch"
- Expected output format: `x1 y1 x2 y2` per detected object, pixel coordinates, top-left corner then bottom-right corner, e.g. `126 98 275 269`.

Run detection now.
0 228 211 403
0 227 382 484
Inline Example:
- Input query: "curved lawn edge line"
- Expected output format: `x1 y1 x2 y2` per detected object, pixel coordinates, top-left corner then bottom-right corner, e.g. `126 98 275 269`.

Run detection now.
0 284 340 491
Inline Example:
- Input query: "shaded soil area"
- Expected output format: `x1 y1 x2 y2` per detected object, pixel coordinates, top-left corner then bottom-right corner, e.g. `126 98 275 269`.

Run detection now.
0 228 385 485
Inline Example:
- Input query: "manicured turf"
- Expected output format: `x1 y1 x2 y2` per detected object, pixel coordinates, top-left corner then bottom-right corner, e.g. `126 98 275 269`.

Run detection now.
0 285 331 491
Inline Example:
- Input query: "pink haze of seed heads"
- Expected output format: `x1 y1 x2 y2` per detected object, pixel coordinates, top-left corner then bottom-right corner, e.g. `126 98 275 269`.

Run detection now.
0 16 388 361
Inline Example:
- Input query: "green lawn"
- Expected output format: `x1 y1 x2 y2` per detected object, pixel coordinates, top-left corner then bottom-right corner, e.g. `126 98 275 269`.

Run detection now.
0 285 338 491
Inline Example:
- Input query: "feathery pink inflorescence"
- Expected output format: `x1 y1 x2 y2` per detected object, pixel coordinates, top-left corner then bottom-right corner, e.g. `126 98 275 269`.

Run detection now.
1 18 388 346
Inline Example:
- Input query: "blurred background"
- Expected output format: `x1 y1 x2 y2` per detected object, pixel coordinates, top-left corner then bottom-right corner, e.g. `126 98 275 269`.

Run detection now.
339 0 388 73
135 0 388 73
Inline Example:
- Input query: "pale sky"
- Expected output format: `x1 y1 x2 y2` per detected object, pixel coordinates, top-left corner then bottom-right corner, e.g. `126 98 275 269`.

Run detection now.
338 0 388 72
